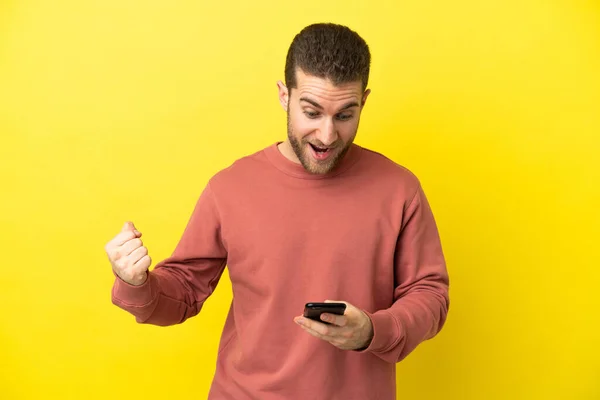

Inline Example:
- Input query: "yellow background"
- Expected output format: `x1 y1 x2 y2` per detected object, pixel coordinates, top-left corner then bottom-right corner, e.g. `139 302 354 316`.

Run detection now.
1 0 599 399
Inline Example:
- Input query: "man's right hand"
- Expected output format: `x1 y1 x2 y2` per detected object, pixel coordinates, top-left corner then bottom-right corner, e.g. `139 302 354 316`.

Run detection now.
105 221 152 286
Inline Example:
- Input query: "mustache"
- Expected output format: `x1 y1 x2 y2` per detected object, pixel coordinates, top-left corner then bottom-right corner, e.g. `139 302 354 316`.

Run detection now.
303 140 341 149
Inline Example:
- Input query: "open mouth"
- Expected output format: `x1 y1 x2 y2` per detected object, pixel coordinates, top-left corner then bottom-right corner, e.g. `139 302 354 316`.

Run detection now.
310 143 330 152
308 143 333 160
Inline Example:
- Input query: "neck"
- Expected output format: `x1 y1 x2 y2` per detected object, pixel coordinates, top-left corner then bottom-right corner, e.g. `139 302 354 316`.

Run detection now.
277 141 301 164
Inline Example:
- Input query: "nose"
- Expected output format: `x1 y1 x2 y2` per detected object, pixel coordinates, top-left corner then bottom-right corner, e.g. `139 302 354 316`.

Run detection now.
315 117 338 146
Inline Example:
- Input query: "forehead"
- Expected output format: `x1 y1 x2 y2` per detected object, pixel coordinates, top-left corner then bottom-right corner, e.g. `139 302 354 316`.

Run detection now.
293 68 363 105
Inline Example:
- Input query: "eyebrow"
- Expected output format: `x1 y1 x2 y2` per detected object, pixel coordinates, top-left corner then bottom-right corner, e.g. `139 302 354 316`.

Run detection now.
299 97 359 112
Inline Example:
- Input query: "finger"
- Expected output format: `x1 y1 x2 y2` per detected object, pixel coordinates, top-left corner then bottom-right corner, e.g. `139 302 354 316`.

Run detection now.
121 221 142 237
132 254 152 273
296 317 339 337
122 221 133 232
320 313 348 327
299 324 351 349
118 238 143 258
109 230 140 248
122 221 141 234
324 299 350 307
299 324 327 340
127 245 149 266
294 317 333 340
325 299 361 318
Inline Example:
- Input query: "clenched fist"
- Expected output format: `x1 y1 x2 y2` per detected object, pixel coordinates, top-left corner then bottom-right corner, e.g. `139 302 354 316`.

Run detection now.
105 221 151 286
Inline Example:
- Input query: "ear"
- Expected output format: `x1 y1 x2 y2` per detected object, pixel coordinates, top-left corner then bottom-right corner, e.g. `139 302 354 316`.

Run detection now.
277 80 289 112
361 89 371 108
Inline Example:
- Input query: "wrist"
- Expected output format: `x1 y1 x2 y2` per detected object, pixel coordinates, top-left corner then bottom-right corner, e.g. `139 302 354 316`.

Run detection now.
355 311 374 351
115 270 148 286
130 272 148 286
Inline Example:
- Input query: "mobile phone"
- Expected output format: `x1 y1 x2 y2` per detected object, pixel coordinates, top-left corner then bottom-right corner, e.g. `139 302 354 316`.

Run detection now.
303 302 346 324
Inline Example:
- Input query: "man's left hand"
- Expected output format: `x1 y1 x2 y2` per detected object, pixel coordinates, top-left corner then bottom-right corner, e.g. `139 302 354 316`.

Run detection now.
294 300 374 351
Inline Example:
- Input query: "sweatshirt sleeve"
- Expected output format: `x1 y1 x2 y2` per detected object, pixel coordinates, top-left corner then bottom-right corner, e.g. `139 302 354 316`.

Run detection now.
361 183 450 363
111 181 228 326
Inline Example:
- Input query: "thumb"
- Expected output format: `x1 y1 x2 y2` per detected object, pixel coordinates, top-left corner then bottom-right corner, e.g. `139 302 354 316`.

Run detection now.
122 221 141 236
325 299 350 308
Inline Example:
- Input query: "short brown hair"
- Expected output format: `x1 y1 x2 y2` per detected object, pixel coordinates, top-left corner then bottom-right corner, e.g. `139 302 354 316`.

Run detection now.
285 23 371 92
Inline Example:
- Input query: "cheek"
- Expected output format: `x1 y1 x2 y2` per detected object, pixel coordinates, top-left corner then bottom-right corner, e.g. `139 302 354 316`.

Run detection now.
290 115 318 136
335 120 359 139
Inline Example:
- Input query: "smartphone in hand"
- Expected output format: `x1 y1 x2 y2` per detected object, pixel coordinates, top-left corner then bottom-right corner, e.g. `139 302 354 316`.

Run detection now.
304 302 346 324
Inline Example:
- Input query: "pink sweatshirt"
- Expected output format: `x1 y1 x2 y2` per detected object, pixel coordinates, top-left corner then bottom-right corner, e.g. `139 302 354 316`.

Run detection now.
112 142 450 400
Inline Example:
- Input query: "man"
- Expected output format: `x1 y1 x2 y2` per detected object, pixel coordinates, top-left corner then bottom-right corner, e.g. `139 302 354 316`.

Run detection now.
106 23 450 400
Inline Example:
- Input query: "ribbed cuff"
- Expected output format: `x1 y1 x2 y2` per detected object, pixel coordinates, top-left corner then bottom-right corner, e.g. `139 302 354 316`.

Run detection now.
359 309 401 353
112 271 156 307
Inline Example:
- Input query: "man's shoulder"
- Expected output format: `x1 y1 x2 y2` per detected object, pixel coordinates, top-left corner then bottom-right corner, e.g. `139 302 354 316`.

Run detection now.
357 145 421 189
208 142 274 186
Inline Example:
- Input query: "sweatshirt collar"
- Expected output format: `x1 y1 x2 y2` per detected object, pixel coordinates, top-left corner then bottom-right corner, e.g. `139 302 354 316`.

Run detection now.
263 141 362 180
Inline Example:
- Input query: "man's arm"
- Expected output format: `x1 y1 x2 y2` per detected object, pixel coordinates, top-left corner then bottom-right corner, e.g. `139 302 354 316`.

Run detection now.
111 182 228 326
361 183 450 363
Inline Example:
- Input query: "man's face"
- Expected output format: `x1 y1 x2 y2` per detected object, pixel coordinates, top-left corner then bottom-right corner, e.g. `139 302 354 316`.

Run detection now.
278 69 370 175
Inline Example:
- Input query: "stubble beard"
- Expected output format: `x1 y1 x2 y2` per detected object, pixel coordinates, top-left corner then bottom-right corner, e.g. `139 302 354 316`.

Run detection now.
286 109 352 175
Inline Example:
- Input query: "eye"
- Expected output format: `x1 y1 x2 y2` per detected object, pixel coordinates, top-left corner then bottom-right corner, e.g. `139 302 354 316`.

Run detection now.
304 111 320 119
336 113 353 121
